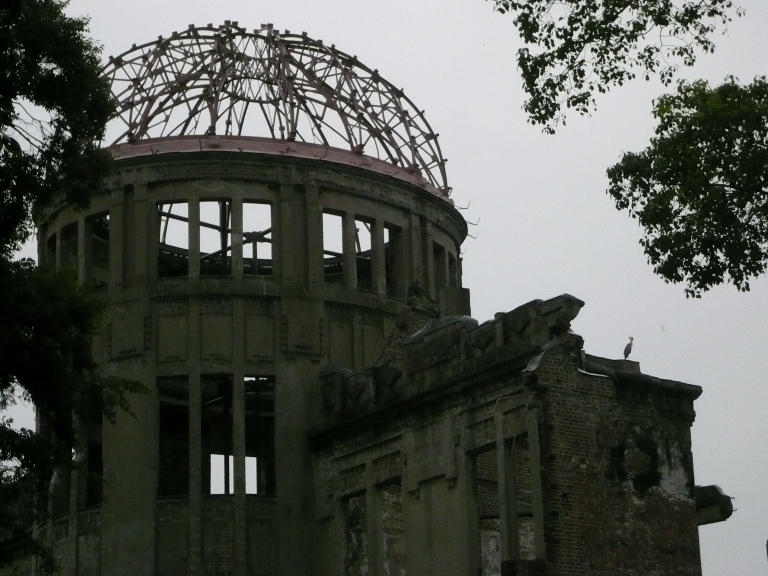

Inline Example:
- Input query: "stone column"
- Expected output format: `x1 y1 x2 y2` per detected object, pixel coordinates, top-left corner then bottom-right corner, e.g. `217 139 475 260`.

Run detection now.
148 200 160 283
277 184 307 285
305 186 324 290
188 298 202 576
371 219 386 295
121 186 135 289
232 299 247 575
133 184 149 287
231 197 243 282
188 199 200 280
406 213 422 291
109 189 122 289
343 212 357 290
527 410 546 559
495 413 519 562
365 465 381 576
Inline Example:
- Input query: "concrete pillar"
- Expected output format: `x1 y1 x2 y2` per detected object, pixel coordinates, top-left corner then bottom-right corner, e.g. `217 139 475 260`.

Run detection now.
231 197 243 282
343 212 357 290
371 219 386 295
277 185 308 285
406 213 423 291
100 359 156 576
527 410 546 559
271 194 283 281
109 190 123 290
188 199 200 280
133 184 149 287
457 248 464 289
433 242 448 295
275 352 315 576
148 201 160 283
188 299 202 576
495 413 518 562
232 299 247 575
305 186 324 290
365 465 380 576
121 186 134 289
464 452 479 575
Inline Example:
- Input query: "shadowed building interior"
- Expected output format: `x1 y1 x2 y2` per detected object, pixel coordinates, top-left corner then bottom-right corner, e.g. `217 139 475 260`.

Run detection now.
11 22 733 576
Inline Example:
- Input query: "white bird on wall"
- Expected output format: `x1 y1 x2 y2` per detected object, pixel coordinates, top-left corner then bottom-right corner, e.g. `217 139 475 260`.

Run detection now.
623 337 634 360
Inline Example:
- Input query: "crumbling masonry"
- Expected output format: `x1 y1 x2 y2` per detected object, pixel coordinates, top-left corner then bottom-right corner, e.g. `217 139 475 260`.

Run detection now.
4 22 732 576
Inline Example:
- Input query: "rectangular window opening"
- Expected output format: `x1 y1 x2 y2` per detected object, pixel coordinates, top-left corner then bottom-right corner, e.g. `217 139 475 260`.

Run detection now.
245 376 276 495
210 454 234 495
433 242 447 290
158 202 189 277
384 225 401 297
46 233 57 268
51 462 71 517
355 217 373 292
245 456 258 494
60 222 78 269
323 212 344 285
202 374 233 495
472 438 536 572
158 376 189 497
83 386 103 507
200 200 232 276
243 201 273 276
87 211 110 290
85 440 103 506
448 252 458 288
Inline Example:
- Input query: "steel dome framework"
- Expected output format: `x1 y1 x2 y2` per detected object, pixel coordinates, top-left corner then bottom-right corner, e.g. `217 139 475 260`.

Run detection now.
103 21 449 192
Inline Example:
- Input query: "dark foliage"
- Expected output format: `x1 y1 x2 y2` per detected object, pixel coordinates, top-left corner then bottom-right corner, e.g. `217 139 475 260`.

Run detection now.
0 0 113 256
607 77 768 296
489 0 740 131
0 0 141 568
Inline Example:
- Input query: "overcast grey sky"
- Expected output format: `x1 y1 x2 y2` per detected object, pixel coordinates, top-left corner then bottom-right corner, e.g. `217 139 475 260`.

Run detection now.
12 0 768 573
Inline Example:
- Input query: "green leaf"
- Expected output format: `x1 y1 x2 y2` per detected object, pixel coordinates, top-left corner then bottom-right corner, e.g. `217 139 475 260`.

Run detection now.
606 77 768 296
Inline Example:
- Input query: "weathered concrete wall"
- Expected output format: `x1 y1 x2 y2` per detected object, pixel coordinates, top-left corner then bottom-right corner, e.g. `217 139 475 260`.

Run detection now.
28 137 716 576
311 294 706 576
33 140 466 576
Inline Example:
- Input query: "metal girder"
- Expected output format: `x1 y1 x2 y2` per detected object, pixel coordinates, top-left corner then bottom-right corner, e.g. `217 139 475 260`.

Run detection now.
103 22 449 193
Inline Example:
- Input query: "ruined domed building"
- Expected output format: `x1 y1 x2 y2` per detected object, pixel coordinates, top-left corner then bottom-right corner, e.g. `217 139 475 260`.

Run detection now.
25 22 732 576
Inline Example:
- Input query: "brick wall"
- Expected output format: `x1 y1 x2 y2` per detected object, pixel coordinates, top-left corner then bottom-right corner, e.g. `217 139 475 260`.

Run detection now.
313 294 705 576
537 342 701 576
203 498 234 576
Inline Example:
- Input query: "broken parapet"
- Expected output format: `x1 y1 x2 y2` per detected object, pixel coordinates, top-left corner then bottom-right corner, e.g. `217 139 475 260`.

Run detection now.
398 293 584 395
315 293 585 427
310 292 732 575
373 282 442 368
582 352 702 422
